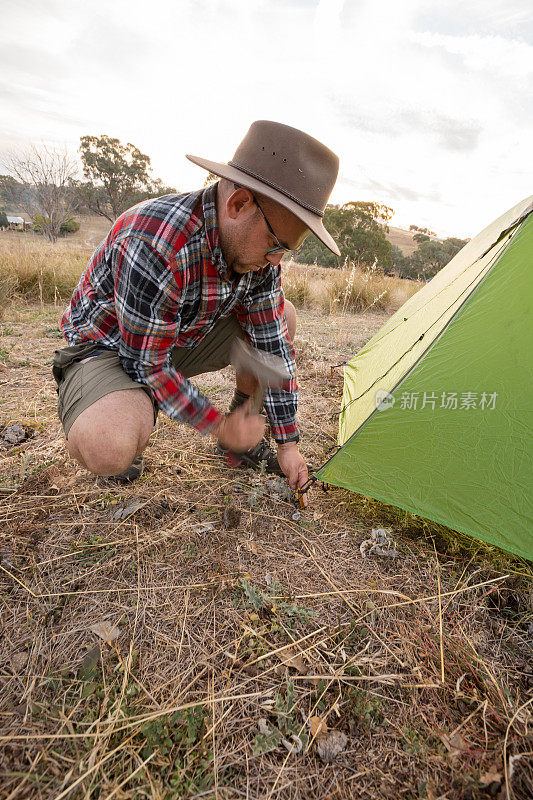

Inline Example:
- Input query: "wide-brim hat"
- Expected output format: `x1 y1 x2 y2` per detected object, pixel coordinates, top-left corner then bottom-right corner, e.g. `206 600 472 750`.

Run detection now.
186 120 341 256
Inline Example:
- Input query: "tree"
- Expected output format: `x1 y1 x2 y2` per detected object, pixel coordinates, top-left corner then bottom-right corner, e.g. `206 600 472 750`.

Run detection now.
0 210 8 229
403 236 468 280
343 201 394 227
295 201 394 269
78 135 176 221
203 171 219 187
409 224 436 236
388 244 409 276
342 201 394 267
0 175 24 212
409 240 449 277
442 237 467 253
3 146 79 242
144 177 178 199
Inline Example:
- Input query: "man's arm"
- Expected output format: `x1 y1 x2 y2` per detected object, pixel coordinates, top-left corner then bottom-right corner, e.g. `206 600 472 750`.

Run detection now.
112 236 223 433
235 266 309 502
112 237 265 452
235 265 299 442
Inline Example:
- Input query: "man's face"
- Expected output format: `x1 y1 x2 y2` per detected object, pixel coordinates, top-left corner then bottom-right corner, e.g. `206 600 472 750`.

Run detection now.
219 187 309 276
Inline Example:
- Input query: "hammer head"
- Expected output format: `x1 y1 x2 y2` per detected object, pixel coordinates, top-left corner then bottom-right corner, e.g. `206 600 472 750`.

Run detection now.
230 339 289 388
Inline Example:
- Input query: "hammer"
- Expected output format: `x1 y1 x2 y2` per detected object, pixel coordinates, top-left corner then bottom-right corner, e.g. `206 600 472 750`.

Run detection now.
230 339 290 415
230 339 306 507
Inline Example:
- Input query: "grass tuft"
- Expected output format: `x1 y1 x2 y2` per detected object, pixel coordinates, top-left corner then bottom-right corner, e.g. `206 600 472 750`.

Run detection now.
283 259 420 315
0 232 88 304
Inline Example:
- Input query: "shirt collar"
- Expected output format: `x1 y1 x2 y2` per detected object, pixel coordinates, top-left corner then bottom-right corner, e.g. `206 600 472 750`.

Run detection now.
202 182 231 280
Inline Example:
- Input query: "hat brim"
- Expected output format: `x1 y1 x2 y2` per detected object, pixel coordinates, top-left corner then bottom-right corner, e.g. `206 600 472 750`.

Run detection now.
186 154 341 257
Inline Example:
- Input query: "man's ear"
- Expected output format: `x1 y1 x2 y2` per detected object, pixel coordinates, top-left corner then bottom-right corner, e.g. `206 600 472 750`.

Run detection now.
226 187 255 221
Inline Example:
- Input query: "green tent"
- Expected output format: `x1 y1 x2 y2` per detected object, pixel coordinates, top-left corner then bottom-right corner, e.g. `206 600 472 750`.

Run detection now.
315 196 533 561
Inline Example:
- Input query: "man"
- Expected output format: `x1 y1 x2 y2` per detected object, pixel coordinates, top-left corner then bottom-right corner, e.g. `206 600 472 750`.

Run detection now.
53 121 340 500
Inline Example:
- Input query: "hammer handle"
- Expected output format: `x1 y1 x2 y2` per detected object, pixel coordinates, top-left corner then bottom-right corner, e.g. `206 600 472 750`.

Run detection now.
250 382 265 415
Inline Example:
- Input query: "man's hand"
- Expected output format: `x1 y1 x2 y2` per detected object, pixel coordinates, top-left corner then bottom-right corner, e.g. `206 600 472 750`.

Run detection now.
276 442 309 507
215 402 265 452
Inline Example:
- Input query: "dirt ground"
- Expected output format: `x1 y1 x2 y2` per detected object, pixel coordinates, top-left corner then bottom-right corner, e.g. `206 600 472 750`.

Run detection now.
0 303 531 800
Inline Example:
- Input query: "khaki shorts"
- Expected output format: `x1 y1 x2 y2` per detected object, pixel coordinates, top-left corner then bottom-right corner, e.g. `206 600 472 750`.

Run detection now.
53 314 245 438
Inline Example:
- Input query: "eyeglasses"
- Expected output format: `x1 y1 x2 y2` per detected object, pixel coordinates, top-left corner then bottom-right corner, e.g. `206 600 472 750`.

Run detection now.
232 184 304 257
253 196 305 258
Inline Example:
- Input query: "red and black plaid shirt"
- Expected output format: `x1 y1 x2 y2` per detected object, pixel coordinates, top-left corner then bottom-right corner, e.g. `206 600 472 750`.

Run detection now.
61 183 298 442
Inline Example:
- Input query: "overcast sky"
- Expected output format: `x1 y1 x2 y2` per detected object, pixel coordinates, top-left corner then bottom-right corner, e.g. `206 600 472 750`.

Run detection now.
1 0 532 237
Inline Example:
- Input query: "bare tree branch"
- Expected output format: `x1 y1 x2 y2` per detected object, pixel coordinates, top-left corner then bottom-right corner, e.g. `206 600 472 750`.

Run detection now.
2 145 79 242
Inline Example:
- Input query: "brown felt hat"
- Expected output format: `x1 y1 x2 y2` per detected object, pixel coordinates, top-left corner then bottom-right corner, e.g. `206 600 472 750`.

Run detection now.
186 120 341 256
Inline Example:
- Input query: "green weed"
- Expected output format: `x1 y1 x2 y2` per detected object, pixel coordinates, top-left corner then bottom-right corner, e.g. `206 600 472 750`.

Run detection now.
0 343 14 361
141 707 232 794
347 687 384 730
401 723 428 755
252 678 308 755
236 576 316 627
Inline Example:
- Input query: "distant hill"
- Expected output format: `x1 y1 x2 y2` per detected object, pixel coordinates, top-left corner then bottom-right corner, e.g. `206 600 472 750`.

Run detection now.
386 226 443 256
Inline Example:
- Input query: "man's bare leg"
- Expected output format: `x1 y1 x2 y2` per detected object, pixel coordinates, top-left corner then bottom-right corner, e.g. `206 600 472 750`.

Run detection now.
66 389 154 476
67 302 296 474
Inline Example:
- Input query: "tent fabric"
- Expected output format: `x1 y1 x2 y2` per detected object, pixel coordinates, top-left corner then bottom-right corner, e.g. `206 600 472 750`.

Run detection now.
316 198 533 561
335 195 533 445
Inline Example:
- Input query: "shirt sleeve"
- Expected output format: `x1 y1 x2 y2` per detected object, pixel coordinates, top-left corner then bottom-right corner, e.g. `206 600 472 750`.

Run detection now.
234 265 299 443
112 236 222 434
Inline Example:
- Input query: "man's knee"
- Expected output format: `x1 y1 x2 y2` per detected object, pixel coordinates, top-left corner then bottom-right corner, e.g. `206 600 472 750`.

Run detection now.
68 435 138 476
66 389 154 475
284 299 297 340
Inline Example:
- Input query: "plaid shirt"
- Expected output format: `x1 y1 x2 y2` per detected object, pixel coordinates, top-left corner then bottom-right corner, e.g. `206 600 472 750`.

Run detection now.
60 183 299 442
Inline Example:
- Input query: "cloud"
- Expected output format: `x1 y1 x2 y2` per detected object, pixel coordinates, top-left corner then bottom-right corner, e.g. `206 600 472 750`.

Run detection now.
0 0 531 238
331 99 482 153
328 103 394 136
342 176 442 204
436 119 481 152
411 30 533 81
417 1 533 40
0 42 67 82
399 110 482 152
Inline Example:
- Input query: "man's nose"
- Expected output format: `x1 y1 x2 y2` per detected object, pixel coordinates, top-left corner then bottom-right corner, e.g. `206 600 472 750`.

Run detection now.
266 250 284 267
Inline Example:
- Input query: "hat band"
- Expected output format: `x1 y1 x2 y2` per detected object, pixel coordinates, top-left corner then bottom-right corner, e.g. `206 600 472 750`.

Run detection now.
228 160 324 217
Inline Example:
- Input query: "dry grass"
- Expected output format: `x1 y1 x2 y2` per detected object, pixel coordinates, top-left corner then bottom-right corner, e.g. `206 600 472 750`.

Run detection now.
282 261 420 315
0 231 89 306
0 228 420 318
0 299 531 800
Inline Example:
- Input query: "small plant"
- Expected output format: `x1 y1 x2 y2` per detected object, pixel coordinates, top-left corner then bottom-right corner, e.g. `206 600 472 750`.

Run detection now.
252 678 309 754
18 451 32 484
0 343 14 362
140 706 230 793
401 723 427 755
236 576 316 627
324 262 390 314
184 541 199 558
42 325 63 338
71 531 114 566
60 218 80 235
0 272 16 320
266 476 292 502
141 706 207 757
247 486 265 507
347 688 384 730
0 239 88 303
